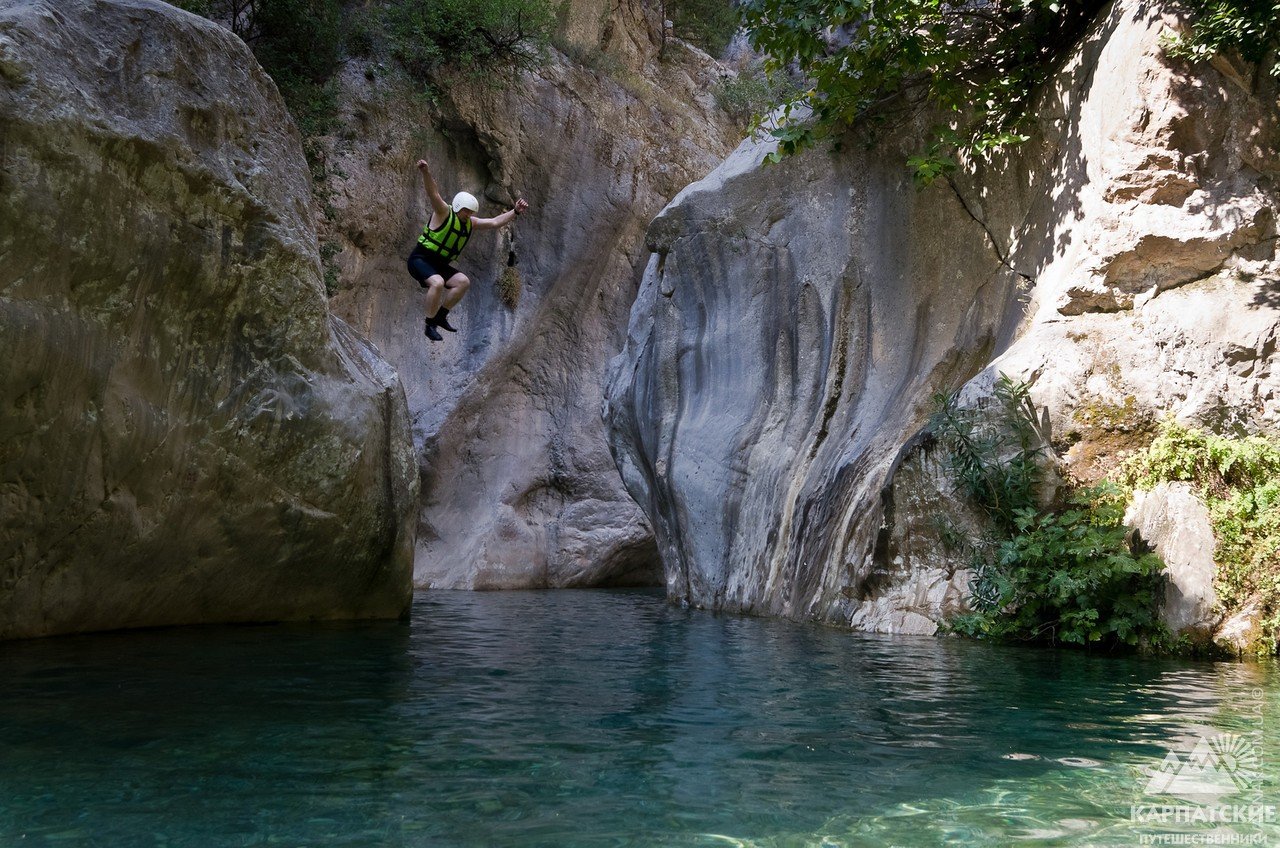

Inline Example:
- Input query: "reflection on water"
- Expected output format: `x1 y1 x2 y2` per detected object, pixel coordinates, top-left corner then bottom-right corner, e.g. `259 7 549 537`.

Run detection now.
0 589 1275 847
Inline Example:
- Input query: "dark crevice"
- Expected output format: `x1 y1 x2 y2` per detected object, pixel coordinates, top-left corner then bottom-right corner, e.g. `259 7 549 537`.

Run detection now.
944 176 1037 286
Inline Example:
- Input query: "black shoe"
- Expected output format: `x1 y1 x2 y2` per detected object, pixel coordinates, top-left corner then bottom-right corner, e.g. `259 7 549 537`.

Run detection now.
435 306 458 333
424 316 443 342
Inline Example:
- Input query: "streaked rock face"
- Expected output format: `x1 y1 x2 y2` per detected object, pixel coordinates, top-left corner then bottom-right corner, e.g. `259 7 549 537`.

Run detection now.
605 1 1279 637
0 0 418 638
605 128 1019 619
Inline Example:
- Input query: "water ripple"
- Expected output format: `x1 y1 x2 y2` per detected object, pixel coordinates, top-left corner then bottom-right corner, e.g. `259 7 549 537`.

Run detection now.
0 589 1276 847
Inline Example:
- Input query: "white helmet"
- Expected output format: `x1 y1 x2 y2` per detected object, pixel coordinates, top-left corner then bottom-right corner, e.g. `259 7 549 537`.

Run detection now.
451 191 480 214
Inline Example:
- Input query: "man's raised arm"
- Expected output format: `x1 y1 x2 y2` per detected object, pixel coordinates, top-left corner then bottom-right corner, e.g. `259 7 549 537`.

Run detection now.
417 159 450 219
471 198 530 231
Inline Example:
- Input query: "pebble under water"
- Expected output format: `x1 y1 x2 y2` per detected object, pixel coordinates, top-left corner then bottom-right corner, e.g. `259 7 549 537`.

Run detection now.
1 589 1277 847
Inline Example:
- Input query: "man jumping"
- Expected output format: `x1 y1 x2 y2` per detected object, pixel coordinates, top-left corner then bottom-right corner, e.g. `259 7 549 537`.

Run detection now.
407 157 529 342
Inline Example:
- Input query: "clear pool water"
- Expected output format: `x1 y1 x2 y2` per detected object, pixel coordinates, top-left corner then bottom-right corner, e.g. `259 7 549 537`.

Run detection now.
1 589 1276 847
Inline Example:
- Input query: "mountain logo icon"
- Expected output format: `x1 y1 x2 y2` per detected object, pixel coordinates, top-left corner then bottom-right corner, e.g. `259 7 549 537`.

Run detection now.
1144 734 1260 798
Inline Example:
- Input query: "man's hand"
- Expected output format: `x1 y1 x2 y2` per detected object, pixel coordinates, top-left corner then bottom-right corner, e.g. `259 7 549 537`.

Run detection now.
417 159 430 172
514 198 529 215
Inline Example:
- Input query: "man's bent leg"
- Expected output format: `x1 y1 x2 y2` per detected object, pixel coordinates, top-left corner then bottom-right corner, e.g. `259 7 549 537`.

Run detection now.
423 276 445 341
442 273 471 308
424 275 445 316
434 273 470 333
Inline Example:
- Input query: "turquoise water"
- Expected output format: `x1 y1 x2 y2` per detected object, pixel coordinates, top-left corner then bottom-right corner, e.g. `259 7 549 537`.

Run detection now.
1 589 1276 847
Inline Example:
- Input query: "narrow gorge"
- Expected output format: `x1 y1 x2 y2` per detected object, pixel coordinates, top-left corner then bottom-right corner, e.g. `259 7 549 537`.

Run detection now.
3 0 1279 843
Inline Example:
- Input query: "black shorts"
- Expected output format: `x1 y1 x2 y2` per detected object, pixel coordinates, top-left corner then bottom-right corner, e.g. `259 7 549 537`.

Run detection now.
407 246 459 287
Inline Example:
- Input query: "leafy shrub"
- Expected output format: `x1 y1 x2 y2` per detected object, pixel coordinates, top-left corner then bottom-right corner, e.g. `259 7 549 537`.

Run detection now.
932 376 1169 649
930 376 1046 528
251 0 344 86
170 0 343 137
949 485 1168 646
714 64 800 128
738 0 1275 182
1163 0 1279 76
738 0 1105 180
387 0 557 84
1121 421 1280 654
344 8 377 58
668 0 740 56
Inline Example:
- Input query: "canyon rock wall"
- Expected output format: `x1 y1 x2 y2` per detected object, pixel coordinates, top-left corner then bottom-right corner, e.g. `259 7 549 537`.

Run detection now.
605 0 1279 636
320 7 738 587
0 0 418 638
605 122 1022 617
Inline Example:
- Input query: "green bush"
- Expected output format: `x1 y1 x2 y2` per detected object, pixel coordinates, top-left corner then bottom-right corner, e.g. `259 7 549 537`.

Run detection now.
931 376 1169 649
668 0 740 56
252 0 344 86
738 0 1105 181
388 0 556 84
170 0 344 138
739 0 1276 182
1121 421 1280 654
949 484 1168 646
344 7 377 58
714 64 800 128
1163 0 1279 76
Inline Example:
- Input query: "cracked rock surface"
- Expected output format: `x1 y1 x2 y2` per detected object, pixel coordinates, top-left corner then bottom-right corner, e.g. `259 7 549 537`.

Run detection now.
605 0 1279 633
0 0 419 638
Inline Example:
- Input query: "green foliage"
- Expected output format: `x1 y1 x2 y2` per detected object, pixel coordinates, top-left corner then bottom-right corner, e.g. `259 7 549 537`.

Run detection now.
252 0 344 86
1121 421 1280 654
262 0 343 142
931 375 1169 649
714 64 801 127
739 0 1105 179
387 0 557 84
949 485 1167 646
320 241 342 296
281 78 340 140
668 0 741 56
930 376 1046 529
344 7 377 58
740 0 1274 180
1162 0 1280 77
170 0 344 138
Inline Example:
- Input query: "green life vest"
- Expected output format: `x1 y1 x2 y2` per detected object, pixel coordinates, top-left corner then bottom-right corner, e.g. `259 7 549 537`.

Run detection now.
418 208 472 261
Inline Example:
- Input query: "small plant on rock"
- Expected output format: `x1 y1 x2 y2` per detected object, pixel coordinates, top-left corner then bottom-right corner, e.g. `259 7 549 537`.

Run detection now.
1121 421 1280 654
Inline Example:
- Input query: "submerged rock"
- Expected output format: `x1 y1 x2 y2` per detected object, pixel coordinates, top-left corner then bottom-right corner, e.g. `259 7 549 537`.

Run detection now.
605 0 1279 635
0 0 418 638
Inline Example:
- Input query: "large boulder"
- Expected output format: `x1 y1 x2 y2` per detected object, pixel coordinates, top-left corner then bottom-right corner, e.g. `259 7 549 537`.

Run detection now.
0 0 418 638
604 0 1279 629
1125 483 1218 636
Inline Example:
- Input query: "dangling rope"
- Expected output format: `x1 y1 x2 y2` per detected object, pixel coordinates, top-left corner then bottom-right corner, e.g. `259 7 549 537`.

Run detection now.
497 222 521 310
